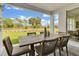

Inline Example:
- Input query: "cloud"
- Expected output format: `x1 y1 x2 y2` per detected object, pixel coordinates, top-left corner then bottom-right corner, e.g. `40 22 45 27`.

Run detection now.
43 14 50 17
10 18 15 20
54 14 59 25
19 15 26 20
41 19 46 26
12 6 23 10
5 5 23 10
6 6 11 9
54 20 58 25
41 19 45 22
18 16 32 20
26 17 32 20
41 19 50 26
48 20 50 24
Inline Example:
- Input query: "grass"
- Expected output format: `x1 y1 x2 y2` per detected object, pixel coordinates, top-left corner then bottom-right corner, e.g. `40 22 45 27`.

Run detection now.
3 31 40 44
3 31 28 44
2 28 58 45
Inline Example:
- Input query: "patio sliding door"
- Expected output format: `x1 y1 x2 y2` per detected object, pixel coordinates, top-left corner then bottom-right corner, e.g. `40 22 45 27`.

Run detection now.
67 17 76 31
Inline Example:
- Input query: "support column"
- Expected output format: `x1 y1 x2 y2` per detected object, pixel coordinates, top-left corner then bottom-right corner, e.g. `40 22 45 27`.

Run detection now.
58 9 66 32
50 8 67 33
50 13 54 34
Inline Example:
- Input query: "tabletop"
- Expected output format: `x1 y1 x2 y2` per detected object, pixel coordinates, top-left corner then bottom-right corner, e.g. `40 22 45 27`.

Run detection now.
19 33 70 47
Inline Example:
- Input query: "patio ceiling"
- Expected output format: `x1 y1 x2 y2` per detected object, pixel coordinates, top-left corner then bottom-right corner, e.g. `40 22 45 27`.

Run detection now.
8 3 72 15
67 7 79 17
29 3 72 11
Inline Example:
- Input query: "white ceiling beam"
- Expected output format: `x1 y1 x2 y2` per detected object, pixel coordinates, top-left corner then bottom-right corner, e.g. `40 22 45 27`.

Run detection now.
8 3 51 15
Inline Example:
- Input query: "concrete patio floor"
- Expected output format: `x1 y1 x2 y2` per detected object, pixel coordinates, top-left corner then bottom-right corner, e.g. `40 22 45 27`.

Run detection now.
1 40 79 56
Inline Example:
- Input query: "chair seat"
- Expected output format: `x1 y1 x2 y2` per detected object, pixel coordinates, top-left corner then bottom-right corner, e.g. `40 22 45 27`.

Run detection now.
12 46 30 56
35 43 55 55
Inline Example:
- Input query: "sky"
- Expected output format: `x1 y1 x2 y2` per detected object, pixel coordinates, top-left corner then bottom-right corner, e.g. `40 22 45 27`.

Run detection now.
2 4 59 26
2 4 51 26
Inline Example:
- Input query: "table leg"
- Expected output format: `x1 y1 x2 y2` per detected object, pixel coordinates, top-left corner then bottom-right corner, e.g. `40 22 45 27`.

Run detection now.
59 47 61 56
29 44 35 56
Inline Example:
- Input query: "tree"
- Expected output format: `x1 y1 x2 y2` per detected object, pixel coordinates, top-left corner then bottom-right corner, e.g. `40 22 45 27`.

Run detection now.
35 17 41 25
29 18 35 25
28 17 41 28
3 18 14 28
16 18 29 28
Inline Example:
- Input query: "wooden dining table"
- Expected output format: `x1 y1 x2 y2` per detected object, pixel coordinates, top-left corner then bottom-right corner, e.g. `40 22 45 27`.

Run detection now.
19 33 70 56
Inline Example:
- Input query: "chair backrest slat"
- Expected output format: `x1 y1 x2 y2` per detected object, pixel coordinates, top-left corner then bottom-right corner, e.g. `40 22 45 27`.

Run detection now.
3 37 13 56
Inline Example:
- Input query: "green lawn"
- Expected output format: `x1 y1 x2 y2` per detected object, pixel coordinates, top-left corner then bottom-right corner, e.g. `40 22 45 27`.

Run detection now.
3 31 40 44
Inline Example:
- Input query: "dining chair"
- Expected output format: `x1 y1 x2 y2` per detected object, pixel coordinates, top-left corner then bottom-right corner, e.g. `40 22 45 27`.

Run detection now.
3 36 31 56
27 32 36 36
57 35 70 56
77 30 79 40
67 31 77 40
35 38 58 56
40 32 44 34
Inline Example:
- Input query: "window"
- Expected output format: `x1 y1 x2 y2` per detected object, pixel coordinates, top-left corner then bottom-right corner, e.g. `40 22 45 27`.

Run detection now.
67 17 75 31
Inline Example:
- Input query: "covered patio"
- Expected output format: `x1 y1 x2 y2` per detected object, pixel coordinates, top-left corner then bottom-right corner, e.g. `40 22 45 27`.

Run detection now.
0 3 79 56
